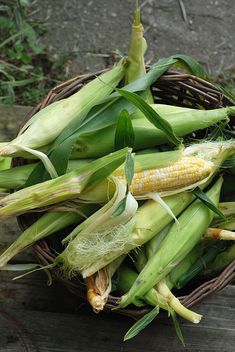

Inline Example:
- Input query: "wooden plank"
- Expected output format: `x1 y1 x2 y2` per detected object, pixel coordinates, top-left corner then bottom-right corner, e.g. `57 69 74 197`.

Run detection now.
0 286 234 352
0 269 234 351
0 271 82 313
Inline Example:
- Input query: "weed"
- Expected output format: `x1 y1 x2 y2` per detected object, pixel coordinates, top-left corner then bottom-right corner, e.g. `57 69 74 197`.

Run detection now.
0 0 73 105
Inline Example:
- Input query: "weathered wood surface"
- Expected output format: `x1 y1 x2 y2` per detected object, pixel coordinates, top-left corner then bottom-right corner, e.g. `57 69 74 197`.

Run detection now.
0 105 235 351
0 275 234 352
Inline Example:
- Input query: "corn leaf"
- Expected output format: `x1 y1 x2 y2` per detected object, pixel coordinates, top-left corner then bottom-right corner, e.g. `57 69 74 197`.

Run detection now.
193 186 226 220
112 196 127 218
124 307 160 341
125 152 135 187
171 311 185 346
116 89 182 147
171 54 210 80
222 156 235 168
115 110 135 150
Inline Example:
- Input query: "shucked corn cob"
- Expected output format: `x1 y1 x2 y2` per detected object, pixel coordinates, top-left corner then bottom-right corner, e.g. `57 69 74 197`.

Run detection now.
117 156 212 196
117 140 235 198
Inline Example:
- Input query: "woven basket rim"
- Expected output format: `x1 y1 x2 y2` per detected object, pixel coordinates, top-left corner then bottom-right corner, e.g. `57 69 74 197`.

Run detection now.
14 67 235 319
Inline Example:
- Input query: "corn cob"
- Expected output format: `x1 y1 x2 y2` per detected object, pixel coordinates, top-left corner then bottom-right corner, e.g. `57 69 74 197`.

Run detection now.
85 255 125 312
117 156 212 196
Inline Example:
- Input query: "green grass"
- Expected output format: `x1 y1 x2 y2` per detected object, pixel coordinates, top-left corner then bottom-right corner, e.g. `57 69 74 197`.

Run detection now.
0 0 73 105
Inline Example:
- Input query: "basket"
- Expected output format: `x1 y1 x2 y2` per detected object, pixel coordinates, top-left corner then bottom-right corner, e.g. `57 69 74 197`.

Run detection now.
15 68 235 320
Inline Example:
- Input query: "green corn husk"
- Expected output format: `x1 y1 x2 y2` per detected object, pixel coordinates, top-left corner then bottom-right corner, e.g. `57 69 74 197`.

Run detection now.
172 240 227 289
71 105 234 158
0 148 178 191
118 177 223 308
165 243 205 289
204 243 235 276
125 5 147 84
0 163 36 190
0 159 94 190
145 222 173 259
0 148 128 221
132 229 203 323
0 61 126 156
0 204 98 269
125 4 153 104
0 156 12 192
0 156 11 171
116 265 168 308
65 191 194 278
116 264 201 338
56 177 138 278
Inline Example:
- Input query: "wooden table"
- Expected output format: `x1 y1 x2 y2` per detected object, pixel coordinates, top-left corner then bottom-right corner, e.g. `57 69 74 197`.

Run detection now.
0 105 234 351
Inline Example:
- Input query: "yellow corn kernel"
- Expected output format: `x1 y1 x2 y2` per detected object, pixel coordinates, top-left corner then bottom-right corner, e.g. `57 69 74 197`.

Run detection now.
118 156 212 196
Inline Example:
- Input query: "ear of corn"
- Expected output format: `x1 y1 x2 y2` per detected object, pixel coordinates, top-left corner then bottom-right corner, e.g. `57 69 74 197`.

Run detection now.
67 191 194 278
71 106 234 158
205 243 235 275
85 255 125 312
116 264 201 325
117 156 213 197
0 60 126 156
131 229 202 323
173 240 227 289
0 148 128 221
165 243 204 290
118 177 223 308
0 204 98 269
56 177 138 278
0 159 95 190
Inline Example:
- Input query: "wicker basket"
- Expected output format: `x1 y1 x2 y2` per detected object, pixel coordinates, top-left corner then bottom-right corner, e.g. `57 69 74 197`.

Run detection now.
15 69 235 320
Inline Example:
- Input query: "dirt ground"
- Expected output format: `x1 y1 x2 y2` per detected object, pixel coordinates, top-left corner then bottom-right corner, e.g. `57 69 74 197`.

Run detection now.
33 0 235 76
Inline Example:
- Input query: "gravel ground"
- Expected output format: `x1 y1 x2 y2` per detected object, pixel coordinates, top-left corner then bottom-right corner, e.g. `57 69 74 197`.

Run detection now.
32 0 235 76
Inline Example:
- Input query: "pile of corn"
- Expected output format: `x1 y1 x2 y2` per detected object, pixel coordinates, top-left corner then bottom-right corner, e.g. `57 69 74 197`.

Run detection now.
0 6 234 342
